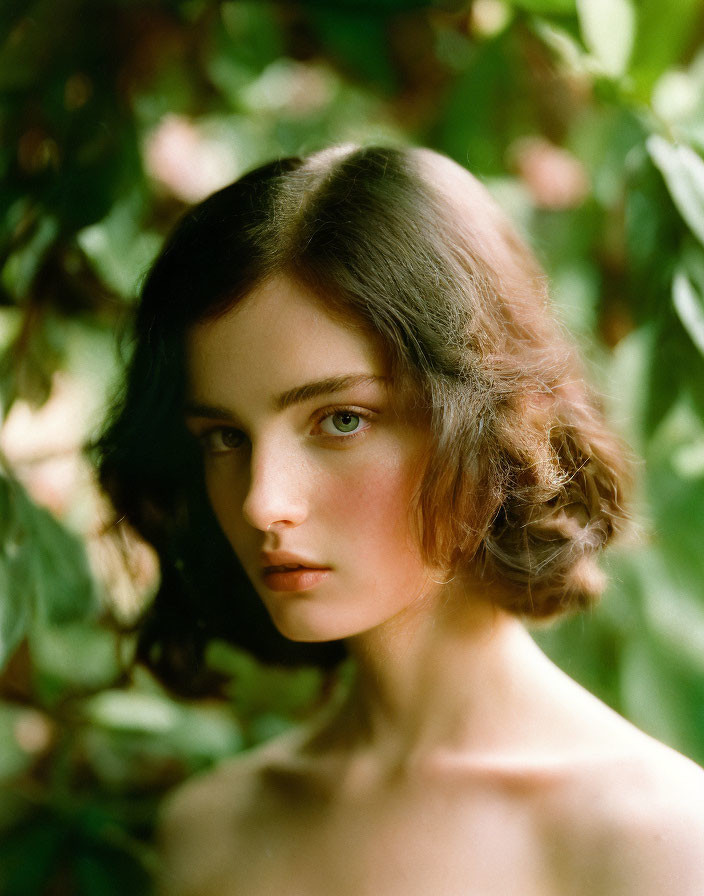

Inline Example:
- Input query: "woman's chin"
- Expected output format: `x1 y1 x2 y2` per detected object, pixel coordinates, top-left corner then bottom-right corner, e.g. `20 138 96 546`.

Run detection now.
266 604 370 645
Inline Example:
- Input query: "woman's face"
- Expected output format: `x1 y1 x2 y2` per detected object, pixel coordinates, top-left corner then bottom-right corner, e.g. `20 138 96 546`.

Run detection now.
184 275 440 643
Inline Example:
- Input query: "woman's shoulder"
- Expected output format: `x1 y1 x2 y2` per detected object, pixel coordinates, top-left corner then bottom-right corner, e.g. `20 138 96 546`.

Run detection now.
541 733 704 895
156 727 310 895
160 723 313 823
604 741 704 892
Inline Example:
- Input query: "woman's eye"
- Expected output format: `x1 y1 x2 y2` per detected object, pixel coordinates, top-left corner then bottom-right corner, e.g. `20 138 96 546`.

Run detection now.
319 411 367 437
200 427 245 454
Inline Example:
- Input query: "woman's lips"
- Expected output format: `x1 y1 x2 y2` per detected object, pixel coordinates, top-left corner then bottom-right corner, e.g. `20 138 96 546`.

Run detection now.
262 566 331 592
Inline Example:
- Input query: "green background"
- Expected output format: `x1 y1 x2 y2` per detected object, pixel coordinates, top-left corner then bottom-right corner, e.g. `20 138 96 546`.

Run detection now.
1 0 704 891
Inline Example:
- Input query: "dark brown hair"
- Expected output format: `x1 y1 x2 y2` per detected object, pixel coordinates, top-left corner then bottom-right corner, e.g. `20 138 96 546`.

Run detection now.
96 145 630 692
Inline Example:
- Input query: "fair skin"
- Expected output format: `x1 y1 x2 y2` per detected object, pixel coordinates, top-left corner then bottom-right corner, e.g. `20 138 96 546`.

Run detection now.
161 274 704 896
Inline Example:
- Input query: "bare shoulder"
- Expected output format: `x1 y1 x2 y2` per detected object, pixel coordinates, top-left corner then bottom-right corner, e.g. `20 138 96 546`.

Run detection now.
542 734 704 895
598 741 704 895
156 727 307 896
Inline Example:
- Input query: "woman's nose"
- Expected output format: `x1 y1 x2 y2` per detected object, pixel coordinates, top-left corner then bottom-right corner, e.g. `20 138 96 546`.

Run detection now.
241 441 308 532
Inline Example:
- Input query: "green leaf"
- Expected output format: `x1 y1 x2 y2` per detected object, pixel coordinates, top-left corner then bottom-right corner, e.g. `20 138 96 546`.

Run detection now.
576 0 635 78
0 705 36 782
510 0 576 12
31 624 120 691
630 0 704 95
1 216 58 302
0 560 30 679
673 265 704 356
82 688 243 764
531 20 596 78
85 691 182 734
308 9 397 92
0 477 33 665
647 136 704 246
207 640 326 733
0 471 98 671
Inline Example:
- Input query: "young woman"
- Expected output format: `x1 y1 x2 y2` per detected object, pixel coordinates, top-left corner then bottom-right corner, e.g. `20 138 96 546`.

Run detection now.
98 145 704 895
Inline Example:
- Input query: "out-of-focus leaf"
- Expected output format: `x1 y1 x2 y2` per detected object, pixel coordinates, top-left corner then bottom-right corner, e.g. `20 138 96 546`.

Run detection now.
0 816 65 895
671 245 704 346
646 400 704 578
163 704 243 759
533 19 586 72
309 9 397 91
644 568 704 674
510 0 575 12
651 54 704 149
0 471 98 671
85 691 182 734
576 0 635 78
84 688 243 758
21 501 97 628
647 136 704 247
621 627 704 765
300 0 432 9
0 704 35 782
77 194 161 299
220 1 284 73
0 309 67 412
1 216 58 301
435 38 517 174
630 0 704 96
673 264 704 356
0 476 33 665
621 639 686 749
31 623 120 691
207 640 326 735
0 561 30 670
0 0 79 90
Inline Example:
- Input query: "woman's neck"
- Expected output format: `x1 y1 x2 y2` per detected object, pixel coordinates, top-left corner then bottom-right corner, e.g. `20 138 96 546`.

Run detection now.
334 580 578 773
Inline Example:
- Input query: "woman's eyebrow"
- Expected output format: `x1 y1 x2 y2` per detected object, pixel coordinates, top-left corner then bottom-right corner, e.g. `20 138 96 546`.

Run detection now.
184 374 386 420
274 373 386 411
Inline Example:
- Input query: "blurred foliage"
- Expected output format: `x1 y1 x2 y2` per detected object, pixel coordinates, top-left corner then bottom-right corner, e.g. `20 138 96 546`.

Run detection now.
1 0 704 892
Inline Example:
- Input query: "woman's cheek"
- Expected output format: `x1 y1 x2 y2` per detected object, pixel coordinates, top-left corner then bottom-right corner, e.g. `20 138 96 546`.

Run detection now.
322 447 419 542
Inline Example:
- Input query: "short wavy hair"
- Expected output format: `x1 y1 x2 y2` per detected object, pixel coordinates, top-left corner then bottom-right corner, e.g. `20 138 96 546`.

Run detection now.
96 145 630 693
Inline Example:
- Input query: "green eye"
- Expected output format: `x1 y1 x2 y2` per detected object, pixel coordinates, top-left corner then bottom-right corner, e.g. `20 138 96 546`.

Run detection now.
319 411 365 436
332 412 360 433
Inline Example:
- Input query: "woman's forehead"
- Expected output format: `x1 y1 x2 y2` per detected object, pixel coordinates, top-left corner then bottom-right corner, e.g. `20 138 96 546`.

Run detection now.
185 275 387 405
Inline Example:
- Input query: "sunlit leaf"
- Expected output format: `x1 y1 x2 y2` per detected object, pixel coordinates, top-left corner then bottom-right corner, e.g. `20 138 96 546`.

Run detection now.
673 265 704 356
85 691 181 734
532 19 590 74
77 195 161 298
82 689 243 761
576 0 635 78
647 136 704 246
